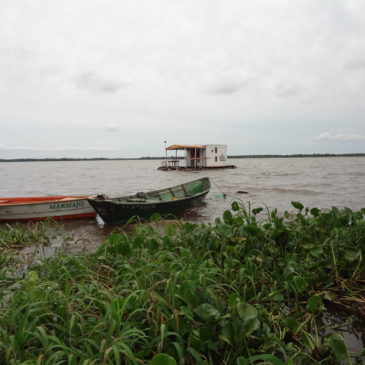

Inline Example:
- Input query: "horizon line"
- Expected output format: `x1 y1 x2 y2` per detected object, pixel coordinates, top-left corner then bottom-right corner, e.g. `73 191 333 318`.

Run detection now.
0 153 365 162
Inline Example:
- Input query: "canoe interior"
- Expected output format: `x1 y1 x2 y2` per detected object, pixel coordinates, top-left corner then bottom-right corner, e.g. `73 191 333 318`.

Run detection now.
87 177 211 224
0 196 89 206
109 177 210 204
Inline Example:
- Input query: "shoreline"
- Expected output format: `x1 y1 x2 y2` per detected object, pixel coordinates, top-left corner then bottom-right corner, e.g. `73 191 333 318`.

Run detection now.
1 153 365 162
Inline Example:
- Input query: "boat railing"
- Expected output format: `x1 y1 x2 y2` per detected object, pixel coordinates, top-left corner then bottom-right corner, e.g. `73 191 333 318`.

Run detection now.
161 159 180 168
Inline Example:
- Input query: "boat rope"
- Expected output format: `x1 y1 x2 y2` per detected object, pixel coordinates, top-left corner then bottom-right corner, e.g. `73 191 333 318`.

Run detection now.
211 179 227 199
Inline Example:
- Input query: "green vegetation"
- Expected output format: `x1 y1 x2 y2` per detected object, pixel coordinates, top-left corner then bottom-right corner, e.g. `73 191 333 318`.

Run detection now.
0 221 55 252
0 202 365 364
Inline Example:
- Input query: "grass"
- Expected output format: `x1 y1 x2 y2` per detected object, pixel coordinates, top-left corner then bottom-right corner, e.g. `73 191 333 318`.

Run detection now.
0 202 364 364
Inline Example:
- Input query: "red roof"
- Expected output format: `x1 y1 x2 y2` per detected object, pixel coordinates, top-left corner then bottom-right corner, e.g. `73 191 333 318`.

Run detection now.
166 144 206 150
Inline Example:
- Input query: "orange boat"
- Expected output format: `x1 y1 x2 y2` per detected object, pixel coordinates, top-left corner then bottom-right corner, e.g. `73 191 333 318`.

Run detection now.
0 196 96 222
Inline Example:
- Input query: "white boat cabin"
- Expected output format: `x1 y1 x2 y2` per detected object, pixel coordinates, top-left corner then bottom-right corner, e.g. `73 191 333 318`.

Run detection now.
160 144 235 170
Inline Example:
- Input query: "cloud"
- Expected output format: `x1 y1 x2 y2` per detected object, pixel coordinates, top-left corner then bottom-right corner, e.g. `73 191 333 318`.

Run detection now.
206 81 245 95
105 124 119 132
0 47 37 58
74 71 126 94
345 58 365 71
274 82 307 98
203 77 250 95
0 144 45 151
1 1 365 157
56 146 123 151
0 144 123 152
315 132 365 142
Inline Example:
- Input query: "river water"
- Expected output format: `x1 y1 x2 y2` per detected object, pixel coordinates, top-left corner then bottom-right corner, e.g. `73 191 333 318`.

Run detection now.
1 157 365 357
1 156 365 252
1 157 364 215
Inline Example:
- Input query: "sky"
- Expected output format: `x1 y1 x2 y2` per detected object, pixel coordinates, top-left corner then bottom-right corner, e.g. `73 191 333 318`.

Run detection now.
0 0 365 158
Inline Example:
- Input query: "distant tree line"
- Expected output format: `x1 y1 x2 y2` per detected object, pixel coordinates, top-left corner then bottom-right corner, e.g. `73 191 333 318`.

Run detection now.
0 153 364 162
228 153 365 158
0 157 163 162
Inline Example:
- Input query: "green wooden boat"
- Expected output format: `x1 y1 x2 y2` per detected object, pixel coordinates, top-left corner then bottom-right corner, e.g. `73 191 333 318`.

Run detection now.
87 177 211 224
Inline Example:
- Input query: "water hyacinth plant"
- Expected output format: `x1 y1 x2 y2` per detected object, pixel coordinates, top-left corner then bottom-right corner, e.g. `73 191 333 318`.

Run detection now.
0 202 364 364
0 220 53 253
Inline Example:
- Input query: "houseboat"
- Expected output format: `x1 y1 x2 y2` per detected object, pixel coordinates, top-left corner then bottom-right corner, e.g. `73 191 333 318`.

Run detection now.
158 144 237 170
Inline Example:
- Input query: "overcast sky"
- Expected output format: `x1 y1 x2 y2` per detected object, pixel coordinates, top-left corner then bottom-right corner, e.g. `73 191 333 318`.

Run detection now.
1 0 364 158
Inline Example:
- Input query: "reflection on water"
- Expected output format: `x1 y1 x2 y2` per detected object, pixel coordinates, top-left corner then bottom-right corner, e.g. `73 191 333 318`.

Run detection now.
319 304 365 362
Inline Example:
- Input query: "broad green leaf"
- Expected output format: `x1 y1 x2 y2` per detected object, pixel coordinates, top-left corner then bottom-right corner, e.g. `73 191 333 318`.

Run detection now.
284 316 300 331
24 270 39 286
283 258 296 275
274 230 289 246
326 333 348 362
26 270 39 282
199 326 214 341
269 290 284 302
165 224 177 237
237 354 285 365
194 303 220 321
188 331 203 351
228 293 240 308
310 207 320 217
252 207 263 215
23 271 39 290
180 306 194 321
236 357 249 365
344 249 361 262
133 234 144 247
148 238 159 251
229 236 247 245
150 212 162 221
108 233 122 245
237 303 260 335
291 201 304 211
306 295 325 313
293 276 307 293
180 281 198 306
221 322 234 343
188 346 209 364
310 246 323 256
150 353 177 365
180 280 196 292
231 201 240 211
249 354 285 365
245 223 261 236
223 210 233 224
116 240 131 256
323 291 336 302
217 223 232 237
